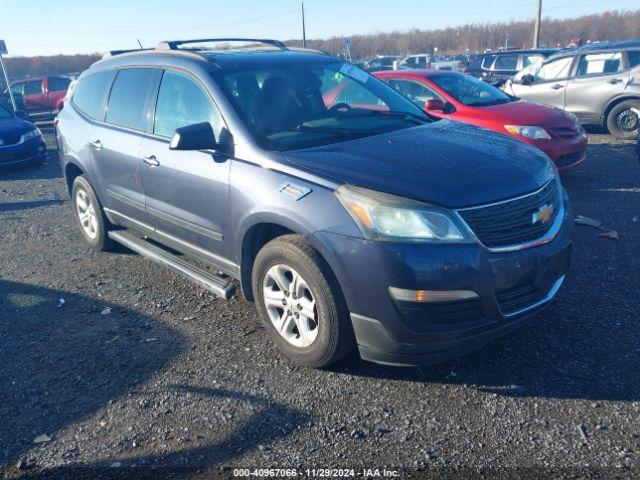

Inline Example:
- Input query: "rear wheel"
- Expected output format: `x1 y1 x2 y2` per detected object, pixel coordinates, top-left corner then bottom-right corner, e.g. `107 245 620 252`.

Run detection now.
606 100 640 139
71 175 113 251
252 235 354 368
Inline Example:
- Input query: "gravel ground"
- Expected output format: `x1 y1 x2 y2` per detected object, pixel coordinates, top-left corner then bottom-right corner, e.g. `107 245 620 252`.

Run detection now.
1 129 639 479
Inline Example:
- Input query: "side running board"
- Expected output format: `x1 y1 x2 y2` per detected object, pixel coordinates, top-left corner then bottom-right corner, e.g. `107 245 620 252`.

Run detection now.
108 230 236 300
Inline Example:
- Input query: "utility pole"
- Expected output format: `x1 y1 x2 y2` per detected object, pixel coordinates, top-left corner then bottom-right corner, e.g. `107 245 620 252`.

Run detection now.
301 1 307 48
533 0 542 48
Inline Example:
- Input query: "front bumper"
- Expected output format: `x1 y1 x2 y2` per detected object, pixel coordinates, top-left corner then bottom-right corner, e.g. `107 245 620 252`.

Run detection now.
312 191 573 367
519 131 588 170
0 137 47 167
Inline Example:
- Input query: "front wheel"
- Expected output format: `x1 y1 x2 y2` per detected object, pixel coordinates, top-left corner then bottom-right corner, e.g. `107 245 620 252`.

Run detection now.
71 175 113 251
252 235 354 368
606 100 640 139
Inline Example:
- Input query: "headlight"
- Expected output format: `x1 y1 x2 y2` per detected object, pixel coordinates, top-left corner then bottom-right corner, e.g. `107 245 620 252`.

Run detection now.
20 128 42 143
504 125 551 139
335 185 469 243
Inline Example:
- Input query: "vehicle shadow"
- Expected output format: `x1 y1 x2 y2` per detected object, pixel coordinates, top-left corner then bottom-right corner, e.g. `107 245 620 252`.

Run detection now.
0 199 66 212
0 280 184 473
329 290 639 403
10 385 309 480
0 281 309 479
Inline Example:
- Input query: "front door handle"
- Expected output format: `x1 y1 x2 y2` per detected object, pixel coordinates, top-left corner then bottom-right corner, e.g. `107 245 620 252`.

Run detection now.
89 140 102 150
142 155 160 167
609 78 623 84
551 83 564 90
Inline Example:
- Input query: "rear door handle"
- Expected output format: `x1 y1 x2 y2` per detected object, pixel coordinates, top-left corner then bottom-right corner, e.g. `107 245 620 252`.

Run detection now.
89 140 102 150
142 155 160 167
551 83 564 90
609 78 623 84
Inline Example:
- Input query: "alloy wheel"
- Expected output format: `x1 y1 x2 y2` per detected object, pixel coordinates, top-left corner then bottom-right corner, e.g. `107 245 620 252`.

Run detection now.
75 189 98 240
262 264 318 348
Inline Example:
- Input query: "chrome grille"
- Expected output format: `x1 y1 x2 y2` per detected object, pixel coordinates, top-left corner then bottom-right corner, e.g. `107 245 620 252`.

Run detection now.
458 180 560 248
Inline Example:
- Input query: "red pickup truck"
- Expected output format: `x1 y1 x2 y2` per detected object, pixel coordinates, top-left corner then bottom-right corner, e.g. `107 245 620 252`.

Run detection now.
9 76 71 119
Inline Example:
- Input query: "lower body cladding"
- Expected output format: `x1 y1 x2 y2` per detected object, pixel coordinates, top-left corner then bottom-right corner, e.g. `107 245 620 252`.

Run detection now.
0 138 47 167
312 202 573 367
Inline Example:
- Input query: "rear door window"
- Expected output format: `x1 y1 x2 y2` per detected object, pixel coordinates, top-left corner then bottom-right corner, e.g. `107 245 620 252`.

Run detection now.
72 70 116 120
493 55 518 71
106 68 155 131
576 52 623 77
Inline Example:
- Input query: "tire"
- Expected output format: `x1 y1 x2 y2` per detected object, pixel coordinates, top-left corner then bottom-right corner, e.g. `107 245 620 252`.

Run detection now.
606 100 640 139
252 234 354 368
71 175 113 251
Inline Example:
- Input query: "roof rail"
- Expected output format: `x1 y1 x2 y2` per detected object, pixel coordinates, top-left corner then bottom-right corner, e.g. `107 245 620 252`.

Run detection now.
156 38 287 51
102 48 153 59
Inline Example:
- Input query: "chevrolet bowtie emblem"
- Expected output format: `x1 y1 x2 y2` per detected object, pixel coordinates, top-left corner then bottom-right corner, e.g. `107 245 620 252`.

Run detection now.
532 204 554 225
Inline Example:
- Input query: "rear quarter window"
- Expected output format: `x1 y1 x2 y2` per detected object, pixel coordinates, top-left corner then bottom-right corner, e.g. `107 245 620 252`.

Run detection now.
72 70 116 120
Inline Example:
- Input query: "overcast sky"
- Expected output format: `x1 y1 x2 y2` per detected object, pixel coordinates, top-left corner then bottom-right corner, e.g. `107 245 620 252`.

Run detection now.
0 0 636 57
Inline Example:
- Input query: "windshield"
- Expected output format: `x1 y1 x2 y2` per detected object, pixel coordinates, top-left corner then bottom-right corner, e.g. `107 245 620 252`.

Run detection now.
213 61 429 151
429 73 513 107
0 105 12 118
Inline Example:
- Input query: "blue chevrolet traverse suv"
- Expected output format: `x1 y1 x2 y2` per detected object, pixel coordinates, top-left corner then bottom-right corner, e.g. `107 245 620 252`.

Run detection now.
56 39 572 367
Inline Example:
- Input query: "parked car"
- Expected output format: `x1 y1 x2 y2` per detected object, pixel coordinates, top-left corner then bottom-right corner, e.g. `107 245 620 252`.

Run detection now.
376 69 587 169
57 38 572 368
401 54 462 72
9 76 72 120
0 105 46 167
503 40 640 139
363 56 402 72
465 49 558 86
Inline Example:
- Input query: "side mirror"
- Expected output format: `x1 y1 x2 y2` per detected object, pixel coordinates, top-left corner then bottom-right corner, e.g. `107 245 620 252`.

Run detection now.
169 122 218 151
425 99 446 112
520 74 535 86
14 109 27 118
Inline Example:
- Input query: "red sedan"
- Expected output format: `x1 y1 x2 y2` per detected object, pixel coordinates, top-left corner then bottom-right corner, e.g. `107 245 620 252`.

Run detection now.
374 69 587 170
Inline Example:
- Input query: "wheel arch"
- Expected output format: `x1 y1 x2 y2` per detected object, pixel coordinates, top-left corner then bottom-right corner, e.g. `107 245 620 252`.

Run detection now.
64 161 86 195
603 95 640 124
238 216 339 303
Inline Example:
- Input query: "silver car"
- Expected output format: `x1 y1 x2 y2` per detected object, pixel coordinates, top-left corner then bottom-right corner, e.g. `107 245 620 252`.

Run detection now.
503 40 640 139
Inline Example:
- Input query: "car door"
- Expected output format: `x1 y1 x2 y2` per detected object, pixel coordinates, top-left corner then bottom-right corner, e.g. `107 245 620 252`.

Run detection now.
22 79 47 115
139 69 231 260
89 68 156 225
564 51 629 123
510 55 575 109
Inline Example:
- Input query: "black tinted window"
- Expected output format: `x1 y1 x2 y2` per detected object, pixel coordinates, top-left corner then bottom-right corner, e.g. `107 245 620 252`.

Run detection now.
627 50 640 68
154 70 223 138
106 68 154 131
49 77 71 92
24 80 43 95
73 70 116 120
494 55 518 70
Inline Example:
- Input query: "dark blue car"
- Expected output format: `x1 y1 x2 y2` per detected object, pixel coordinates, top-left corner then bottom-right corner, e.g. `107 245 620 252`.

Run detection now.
56 39 572 368
0 105 46 167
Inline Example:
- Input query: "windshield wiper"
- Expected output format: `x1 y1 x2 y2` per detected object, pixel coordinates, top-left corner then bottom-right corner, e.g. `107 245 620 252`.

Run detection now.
296 124 360 137
343 110 430 124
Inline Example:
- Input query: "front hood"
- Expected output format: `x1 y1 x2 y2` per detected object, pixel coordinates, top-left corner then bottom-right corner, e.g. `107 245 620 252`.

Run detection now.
284 120 555 209
481 100 573 126
0 117 35 139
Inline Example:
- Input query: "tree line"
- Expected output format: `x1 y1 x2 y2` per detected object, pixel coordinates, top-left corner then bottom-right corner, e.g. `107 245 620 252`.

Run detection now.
2 9 639 81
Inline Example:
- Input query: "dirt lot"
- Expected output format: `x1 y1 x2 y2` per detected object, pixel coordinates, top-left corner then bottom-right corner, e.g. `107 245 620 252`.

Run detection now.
1 129 639 479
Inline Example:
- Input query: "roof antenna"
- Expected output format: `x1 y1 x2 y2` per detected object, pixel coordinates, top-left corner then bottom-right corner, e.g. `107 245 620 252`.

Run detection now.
137 38 144 50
